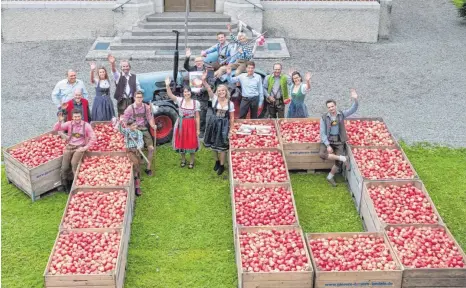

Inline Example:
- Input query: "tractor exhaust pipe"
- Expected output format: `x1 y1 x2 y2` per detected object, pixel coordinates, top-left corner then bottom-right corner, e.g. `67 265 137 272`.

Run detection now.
172 30 180 86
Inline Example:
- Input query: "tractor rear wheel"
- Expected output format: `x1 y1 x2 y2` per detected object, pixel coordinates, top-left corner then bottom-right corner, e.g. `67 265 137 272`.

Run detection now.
153 106 178 145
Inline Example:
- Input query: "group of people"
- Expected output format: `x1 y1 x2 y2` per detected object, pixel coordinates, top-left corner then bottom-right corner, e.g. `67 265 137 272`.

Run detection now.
51 55 154 196
49 24 360 196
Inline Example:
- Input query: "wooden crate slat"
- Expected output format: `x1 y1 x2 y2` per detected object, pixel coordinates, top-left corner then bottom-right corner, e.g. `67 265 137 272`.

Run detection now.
402 277 466 286
243 280 312 288
307 232 403 288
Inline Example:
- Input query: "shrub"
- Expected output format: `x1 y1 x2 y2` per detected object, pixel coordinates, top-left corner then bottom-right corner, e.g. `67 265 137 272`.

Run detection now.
453 0 466 17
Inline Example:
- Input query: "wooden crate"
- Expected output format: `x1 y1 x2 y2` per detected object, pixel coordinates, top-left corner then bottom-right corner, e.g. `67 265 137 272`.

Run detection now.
3 131 66 202
43 227 130 288
230 182 300 229
277 118 334 171
58 187 134 232
229 148 292 185
360 180 443 232
384 224 466 288
231 119 282 150
345 145 419 213
235 226 313 288
307 232 403 288
345 117 398 148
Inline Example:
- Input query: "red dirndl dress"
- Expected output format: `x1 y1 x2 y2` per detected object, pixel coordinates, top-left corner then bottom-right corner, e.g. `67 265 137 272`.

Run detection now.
173 97 200 153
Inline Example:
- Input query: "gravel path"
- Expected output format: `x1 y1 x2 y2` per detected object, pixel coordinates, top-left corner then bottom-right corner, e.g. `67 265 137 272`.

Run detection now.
2 0 465 147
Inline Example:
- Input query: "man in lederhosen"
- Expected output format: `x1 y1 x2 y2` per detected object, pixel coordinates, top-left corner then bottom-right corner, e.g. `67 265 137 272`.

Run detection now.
54 109 96 192
122 91 157 176
319 89 359 187
184 47 215 138
201 32 234 72
263 63 292 119
108 54 144 116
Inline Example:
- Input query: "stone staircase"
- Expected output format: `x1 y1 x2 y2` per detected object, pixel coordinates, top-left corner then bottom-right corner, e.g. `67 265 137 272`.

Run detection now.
110 12 232 54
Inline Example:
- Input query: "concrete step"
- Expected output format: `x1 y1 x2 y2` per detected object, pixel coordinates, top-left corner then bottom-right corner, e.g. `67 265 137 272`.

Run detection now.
146 14 230 23
131 27 231 36
110 42 217 51
121 35 218 43
139 21 229 29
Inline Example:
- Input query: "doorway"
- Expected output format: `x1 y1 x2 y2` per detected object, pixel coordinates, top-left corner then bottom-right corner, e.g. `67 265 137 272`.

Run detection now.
165 0 215 12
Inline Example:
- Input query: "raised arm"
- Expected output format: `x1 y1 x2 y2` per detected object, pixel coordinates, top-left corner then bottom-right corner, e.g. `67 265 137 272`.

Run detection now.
108 54 117 73
90 62 96 84
202 71 215 100
304 72 312 92
165 76 178 102
226 66 240 84
184 48 192 71
342 89 359 118
53 115 71 131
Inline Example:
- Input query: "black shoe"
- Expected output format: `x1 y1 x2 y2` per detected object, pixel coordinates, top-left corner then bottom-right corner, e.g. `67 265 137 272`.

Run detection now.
145 169 153 176
214 161 220 171
217 165 225 175
135 187 142 197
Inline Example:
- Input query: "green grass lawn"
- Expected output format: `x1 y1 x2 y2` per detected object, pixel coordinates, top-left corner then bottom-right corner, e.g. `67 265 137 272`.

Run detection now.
1 144 465 287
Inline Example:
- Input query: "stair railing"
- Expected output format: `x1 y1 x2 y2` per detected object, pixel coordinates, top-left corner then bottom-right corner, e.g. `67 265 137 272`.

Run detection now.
243 0 264 11
112 0 132 12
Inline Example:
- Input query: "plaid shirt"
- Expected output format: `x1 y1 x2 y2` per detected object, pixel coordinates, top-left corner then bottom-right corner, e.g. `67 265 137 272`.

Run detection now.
230 34 254 62
117 124 144 149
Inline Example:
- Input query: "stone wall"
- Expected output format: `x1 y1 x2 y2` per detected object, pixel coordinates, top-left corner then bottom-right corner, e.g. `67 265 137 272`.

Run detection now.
261 1 381 43
1 0 155 43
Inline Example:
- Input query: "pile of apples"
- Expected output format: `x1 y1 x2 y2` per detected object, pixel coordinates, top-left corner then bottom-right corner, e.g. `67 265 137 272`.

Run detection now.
279 120 320 143
239 229 310 272
308 234 398 271
231 151 288 183
76 156 132 186
234 186 297 226
89 123 125 152
230 121 279 149
367 183 439 224
345 120 395 146
62 190 127 229
48 231 121 275
387 226 465 268
352 148 415 180
9 134 66 168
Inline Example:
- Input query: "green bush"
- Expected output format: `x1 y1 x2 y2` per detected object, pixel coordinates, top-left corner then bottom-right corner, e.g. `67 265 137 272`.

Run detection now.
453 0 466 17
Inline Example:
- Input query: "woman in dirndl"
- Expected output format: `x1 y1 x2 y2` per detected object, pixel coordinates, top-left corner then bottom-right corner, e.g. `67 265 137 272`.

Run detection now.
90 63 116 121
202 72 235 175
287 71 312 118
165 76 201 169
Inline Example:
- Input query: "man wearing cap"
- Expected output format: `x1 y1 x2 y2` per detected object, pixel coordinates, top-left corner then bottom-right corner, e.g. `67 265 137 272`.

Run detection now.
122 91 157 176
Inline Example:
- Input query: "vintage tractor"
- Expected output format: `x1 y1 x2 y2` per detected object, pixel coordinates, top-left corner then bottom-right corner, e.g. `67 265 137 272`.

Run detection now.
138 28 269 145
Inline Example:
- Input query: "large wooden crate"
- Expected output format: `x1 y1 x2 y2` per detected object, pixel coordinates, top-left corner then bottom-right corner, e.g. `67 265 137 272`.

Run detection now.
345 117 398 148
3 131 66 201
277 118 334 171
71 152 135 218
384 224 466 288
307 232 403 288
345 145 419 213
235 226 314 288
229 148 292 185
360 180 443 232
230 182 300 229
230 119 282 150
43 227 130 288
58 187 134 232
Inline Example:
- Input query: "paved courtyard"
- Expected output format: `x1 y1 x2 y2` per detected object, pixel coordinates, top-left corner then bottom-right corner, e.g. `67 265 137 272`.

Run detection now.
1 0 465 147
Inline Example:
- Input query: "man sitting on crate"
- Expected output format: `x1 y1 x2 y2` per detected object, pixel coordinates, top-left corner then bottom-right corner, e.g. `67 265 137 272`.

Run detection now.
319 89 359 187
121 91 157 176
54 109 96 193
